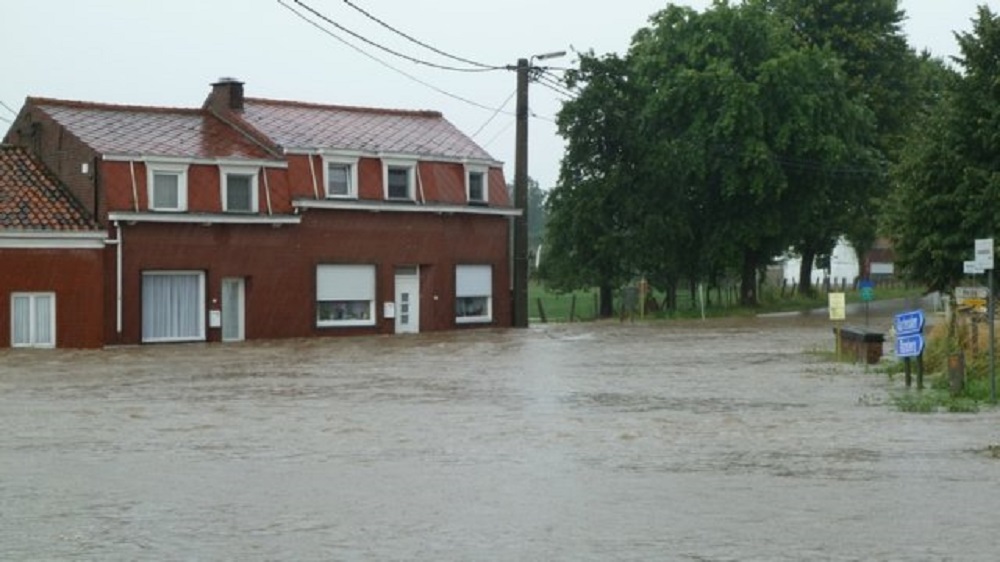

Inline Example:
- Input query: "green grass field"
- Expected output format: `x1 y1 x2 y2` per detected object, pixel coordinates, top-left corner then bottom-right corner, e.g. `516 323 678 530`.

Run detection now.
529 281 924 323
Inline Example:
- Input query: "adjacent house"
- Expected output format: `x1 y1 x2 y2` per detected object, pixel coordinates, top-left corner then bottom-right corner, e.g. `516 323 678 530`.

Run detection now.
2 79 517 347
0 145 105 348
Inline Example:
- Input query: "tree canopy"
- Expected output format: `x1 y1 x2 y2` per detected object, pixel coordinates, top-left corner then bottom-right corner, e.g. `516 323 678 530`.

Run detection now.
544 0 879 308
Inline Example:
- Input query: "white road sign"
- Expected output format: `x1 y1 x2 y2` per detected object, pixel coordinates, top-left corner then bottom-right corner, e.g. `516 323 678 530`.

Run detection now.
974 238 994 270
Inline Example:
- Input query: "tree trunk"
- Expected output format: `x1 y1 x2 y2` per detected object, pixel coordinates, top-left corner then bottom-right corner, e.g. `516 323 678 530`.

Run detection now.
740 251 759 307
599 283 614 318
798 247 816 297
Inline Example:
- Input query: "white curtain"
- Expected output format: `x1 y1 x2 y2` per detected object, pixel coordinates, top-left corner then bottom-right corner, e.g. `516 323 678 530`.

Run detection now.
11 294 53 347
11 295 30 346
222 279 241 341
142 273 202 341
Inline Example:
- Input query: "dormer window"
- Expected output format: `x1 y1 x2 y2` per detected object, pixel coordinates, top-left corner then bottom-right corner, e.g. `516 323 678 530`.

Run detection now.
147 163 189 212
219 165 260 213
383 159 416 201
324 156 359 199
466 165 489 205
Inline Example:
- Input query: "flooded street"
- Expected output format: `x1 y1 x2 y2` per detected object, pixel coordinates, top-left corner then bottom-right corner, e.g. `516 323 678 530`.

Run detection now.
2 317 999 560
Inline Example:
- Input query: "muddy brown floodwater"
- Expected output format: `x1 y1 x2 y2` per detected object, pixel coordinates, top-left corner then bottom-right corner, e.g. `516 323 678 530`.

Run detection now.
2 315 999 561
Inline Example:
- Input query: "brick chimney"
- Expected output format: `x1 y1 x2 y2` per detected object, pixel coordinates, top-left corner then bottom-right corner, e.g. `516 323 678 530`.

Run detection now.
208 77 245 112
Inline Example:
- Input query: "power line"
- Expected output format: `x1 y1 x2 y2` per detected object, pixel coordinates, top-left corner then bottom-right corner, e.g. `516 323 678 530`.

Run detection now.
339 0 502 70
0 114 11 124
277 0 507 113
481 119 515 148
0 100 18 116
535 75 576 100
293 0 498 73
472 90 516 138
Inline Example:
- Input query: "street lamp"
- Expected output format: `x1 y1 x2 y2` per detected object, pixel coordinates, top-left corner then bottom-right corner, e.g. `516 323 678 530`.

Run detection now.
512 50 565 328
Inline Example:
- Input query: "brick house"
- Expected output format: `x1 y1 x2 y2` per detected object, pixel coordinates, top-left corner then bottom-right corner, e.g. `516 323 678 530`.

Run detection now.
0 145 105 348
2 79 516 346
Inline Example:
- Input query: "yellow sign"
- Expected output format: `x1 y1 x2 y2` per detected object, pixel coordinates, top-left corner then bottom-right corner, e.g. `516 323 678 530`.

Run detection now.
828 292 846 321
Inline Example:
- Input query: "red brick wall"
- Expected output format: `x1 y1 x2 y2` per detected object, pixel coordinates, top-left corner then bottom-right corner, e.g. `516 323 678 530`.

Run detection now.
107 211 512 344
0 248 105 348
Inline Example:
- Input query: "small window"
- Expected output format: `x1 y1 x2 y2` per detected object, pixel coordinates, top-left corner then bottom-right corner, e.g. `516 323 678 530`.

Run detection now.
11 293 55 348
466 165 488 204
147 163 188 212
317 264 376 327
324 156 359 198
383 160 416 201
219 165 259 213
455 265 493 324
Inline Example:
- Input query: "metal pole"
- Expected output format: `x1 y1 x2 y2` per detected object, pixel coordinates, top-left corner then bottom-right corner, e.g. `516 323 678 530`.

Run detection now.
512 58 530 328
991 267 996 403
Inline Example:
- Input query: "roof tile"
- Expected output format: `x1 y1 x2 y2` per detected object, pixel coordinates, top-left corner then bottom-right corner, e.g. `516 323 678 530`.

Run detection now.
0 145 99 231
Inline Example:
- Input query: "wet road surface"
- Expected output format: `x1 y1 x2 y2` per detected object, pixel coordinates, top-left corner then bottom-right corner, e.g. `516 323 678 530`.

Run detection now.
2 316 999 560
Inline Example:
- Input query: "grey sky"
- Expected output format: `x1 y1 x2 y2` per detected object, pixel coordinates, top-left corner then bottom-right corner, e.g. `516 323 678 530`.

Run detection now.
1 0 994 190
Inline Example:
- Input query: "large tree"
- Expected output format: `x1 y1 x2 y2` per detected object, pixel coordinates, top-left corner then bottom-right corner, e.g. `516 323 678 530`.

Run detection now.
768 0 915 293
883 6 999 293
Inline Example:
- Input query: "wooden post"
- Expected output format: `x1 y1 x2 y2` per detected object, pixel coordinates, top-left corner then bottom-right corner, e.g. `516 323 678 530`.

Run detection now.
917 354 924 390
536 298 547 323
569 294 577 322
905 358 912 388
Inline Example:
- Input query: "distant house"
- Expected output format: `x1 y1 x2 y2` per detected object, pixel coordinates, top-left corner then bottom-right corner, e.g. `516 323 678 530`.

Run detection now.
0 145 105 348
2 79 516 347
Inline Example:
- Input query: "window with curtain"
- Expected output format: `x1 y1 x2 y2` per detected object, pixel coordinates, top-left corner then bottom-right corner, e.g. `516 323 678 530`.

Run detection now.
142 272 205 342
455 265 492 323
11 293 55 348
316 264 376 327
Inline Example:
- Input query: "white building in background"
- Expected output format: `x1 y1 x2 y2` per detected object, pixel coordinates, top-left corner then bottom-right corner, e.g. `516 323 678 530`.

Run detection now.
782 237 860 285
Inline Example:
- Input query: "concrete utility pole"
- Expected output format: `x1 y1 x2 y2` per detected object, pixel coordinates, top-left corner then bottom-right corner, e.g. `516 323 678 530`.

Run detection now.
513 57 530 328
512 51 564 329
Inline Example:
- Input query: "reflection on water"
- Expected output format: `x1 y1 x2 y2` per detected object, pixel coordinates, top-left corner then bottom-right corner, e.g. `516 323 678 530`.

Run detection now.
2 319 999 560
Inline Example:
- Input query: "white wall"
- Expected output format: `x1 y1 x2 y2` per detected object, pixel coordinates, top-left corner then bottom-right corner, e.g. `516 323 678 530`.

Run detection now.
782 237 859 285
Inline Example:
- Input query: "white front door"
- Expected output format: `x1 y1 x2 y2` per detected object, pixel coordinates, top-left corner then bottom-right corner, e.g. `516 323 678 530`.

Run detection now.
394 268 420 334
221 277 245 342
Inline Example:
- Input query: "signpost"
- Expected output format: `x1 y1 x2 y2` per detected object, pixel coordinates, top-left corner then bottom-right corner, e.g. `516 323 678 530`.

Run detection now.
895 309 926 389
859 279 874 326
829 292 846 360
974 238 996 403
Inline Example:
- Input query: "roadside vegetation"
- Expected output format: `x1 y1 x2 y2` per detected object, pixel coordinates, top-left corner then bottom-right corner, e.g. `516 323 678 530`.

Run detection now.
875 319 999 413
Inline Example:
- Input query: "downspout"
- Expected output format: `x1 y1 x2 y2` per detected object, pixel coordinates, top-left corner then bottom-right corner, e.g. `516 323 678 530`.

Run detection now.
262 168 273 215
129 160 139 212
308 153 320 200
115 221 123 336
416 162 426 205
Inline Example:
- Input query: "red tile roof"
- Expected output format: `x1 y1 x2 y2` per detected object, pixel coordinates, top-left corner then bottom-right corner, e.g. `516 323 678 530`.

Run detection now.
0 145 99 231
29 98 277 161
241 98 497 161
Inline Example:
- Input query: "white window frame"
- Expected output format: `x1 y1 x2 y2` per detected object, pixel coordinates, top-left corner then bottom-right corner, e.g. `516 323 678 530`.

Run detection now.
10 292 56 348
316 264 377 328
219 165 260 213
324 155 360 199
382 159 417 201
455 265 493 324
465 164 489 204
141 271 206 343
147 162 189 212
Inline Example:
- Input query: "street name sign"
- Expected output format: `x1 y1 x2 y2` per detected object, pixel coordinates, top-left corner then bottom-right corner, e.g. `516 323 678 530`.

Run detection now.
894 310 925 336
975 238 994 270
895 333 925 358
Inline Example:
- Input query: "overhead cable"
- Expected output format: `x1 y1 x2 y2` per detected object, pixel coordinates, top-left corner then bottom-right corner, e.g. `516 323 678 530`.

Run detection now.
472 90 517 138
339 0 503 70
293 0 498 73
0 100 18 116
278 0 508 113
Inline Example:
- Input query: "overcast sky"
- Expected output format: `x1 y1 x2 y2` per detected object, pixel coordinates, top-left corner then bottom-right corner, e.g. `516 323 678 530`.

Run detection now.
1 0 994 190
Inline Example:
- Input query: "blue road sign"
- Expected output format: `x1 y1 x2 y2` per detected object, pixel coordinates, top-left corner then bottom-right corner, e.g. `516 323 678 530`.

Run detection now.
894 310 925 336
895 333 925 358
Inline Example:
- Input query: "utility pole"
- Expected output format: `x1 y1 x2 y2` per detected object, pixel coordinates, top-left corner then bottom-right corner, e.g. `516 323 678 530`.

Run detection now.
511 51 564 329
513 58 530 328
